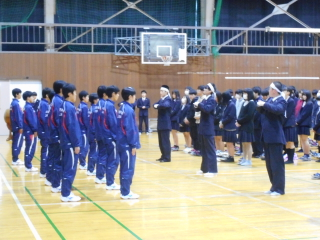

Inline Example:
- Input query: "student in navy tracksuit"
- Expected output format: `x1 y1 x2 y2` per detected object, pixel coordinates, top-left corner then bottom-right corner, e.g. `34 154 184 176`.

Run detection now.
102 85 120 190
214 91 225 153
186 89 200 154
311 89 319 128
179 95 191 151
296 90 313 161
194 83 217 177
154 85 172 162
137 90 150 134
37 88 54 177
283 86 297 164
32 92 40 113
94 85 108 184
59 83 82 202
77 91 90 169
10 88 24 165
236 88 256 166
87 93 99 176
257 81 287 196
117 87 141 199
220 91 237 163
48 80 66 191
170 90 181 151
252 86 264 158
23 91 38 172
313 97 320 162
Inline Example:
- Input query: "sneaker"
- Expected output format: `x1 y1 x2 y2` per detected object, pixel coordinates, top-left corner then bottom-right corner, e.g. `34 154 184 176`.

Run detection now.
196 170 203 175
240 160 252 166
45 179 52 186
235 151 242 156
87 170 96 176
264 190 272 194
270 192 281 196
237 158 245 165
310 150 318 157
183 147 192 153
61 192 81 202
221 157 234 163
283 154 288 161
300 155 311 161
312 173 320 180
293 153 298 160
79 164 87 170
39 173 46 178
139 132 141 136
194 151 202 157
106 183 120 190
25 167 38 172
121 192 139 199
51 186 61 193
95 177 106 184
204 172 215 178
252 154 262 158
12 159 24 165
217 151 228 158
171 146 179 151
284 160 293 164
297 148 303 153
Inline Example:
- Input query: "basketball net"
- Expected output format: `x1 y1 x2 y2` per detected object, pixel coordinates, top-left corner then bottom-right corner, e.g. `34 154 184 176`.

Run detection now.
160 56 173 66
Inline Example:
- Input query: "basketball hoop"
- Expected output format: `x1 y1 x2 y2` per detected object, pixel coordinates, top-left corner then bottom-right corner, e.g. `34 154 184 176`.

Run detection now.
160 55 173 66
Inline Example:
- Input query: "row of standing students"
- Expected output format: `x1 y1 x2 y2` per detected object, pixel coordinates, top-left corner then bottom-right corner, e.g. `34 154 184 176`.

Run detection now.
10 82 141 201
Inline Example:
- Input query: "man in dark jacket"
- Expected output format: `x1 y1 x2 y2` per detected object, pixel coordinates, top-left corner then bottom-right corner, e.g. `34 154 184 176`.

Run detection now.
257 81 287 196
137 90 150 134
154 85 172 162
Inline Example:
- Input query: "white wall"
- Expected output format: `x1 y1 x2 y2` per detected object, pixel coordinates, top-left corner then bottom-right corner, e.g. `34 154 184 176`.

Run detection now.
0 80 42 136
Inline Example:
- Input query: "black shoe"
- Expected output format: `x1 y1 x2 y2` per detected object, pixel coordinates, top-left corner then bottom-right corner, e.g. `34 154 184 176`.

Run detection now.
159 159 171 162
316 160 320 163
252 154 262 158
156 158 164 161
297 148 303 152
221 157 234 163
285 161 293 164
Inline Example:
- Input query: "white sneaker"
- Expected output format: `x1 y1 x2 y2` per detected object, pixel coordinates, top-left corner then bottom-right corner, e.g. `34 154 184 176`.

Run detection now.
237 159 245 165
196 170 203 175
39 173 46 178
264 190 272 194
87 170 96 176
183 147 192 153
12 159 24 165
270 192 281 196
204 172 215 178
95 177 106 184
26 167 38 172
121 192 139 199
79 164 87 170
61 192 81 202
106 183 120 190
139 132 141 136
240 160 252 166
51 186 61 193
45 179 52 186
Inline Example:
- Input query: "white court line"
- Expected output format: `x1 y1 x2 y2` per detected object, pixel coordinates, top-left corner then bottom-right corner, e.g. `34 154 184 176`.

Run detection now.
137 174 281 239
137 157 320 236
0 168 42 240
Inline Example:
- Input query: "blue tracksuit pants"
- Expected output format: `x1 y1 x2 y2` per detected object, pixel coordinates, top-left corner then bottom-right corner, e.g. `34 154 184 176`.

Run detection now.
61 148 79 197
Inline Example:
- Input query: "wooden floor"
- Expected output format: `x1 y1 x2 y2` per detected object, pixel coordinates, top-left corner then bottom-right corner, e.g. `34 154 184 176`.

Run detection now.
1 134 320 240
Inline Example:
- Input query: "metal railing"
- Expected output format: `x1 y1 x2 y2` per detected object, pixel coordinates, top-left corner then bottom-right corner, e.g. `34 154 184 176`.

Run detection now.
0 23 319 54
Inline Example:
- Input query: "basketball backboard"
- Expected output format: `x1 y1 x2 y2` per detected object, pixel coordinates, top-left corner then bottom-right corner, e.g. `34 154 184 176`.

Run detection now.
141 32 187 66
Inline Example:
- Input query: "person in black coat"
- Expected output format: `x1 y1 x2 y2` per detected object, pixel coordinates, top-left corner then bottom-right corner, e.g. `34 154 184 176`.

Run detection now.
236 88 256 166
185 89 200 154
214 91 225 154
220 91 237 163
296 90 313 161
252 86 264 158
170 90 182 151
312 96 320 161
194 83 217 177
179 96 192 152
154 85 172 162
137 90 150 134
283 86 298 164
257 81 287 196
